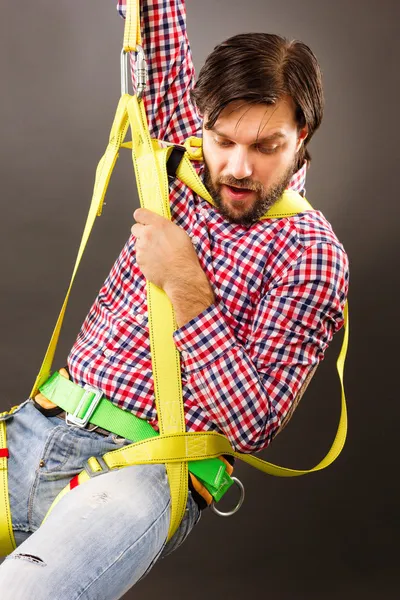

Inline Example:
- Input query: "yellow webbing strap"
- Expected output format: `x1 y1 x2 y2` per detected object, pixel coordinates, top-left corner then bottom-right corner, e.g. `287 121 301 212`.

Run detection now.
127 94 188 540
27 92 189 539
123 0 141 51
29 94 131 398
0 418 16 556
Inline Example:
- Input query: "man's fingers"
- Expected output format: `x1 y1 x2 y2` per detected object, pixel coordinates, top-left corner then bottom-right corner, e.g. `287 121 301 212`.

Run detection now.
131 223 145 238
134 208 161 225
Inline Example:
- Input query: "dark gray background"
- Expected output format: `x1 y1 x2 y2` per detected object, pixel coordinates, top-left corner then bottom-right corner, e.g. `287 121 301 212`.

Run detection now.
0 1 399 598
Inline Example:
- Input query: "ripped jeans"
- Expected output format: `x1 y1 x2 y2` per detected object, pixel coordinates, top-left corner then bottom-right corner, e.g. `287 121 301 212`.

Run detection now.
0 400 201 600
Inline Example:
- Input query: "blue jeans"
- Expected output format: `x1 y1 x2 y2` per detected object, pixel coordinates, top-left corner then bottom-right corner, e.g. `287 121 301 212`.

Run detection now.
0 400 201 599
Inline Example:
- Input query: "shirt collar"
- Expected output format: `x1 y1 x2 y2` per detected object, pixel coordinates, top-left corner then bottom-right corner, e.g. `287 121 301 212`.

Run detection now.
287 160 307 196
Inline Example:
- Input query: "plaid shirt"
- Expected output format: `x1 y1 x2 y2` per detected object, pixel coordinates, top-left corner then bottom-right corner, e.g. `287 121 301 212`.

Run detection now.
68 0 349 453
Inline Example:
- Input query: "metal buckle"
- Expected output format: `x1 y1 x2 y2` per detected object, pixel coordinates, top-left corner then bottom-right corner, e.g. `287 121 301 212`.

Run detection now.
210 477 245 517
84 456 110 479
65 385 103 429
120 45 147 99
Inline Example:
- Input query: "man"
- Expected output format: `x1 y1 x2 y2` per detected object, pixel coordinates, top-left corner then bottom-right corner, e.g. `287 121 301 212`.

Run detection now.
0 0 348 598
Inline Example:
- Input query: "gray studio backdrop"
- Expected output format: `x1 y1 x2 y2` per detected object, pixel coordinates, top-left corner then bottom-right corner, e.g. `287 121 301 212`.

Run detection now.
0 1 399 599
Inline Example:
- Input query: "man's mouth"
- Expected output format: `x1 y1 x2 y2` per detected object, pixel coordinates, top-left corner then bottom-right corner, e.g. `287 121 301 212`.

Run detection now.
222 184 255 202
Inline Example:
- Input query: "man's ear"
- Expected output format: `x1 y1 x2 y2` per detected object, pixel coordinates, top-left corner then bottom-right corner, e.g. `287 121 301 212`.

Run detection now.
296 125 308 152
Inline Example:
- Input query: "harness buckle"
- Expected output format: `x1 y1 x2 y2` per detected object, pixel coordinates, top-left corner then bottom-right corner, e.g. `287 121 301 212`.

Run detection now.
84 456 110 478
65 385 103 429
210 477 245 517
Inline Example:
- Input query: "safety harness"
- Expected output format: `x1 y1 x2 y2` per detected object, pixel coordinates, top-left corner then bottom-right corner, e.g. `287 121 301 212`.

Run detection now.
0 0 348 557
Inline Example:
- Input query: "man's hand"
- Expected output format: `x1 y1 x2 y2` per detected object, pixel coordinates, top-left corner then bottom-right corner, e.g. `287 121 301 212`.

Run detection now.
131 208 215 327
131 208 200 290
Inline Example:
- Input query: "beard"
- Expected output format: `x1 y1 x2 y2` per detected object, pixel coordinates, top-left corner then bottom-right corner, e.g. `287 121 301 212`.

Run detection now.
203 158 297 226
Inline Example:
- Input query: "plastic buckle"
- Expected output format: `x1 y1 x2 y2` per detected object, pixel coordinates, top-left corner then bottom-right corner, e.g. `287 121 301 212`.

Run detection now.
65 385 103 429
210 477 245 517
84 456 110 479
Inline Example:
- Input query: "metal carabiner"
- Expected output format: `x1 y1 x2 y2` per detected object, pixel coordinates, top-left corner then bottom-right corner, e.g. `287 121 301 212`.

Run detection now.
120 45 147 99
210 477 245 517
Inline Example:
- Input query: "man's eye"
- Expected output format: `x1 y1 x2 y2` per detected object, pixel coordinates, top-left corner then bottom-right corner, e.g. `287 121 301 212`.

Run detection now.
214 138 233 147
257 145 279 154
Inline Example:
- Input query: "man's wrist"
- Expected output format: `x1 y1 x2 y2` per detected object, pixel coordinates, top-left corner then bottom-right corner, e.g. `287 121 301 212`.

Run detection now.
165 269 215 328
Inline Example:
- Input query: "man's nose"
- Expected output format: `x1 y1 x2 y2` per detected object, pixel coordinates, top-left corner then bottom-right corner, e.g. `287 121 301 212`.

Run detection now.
228 146 253 180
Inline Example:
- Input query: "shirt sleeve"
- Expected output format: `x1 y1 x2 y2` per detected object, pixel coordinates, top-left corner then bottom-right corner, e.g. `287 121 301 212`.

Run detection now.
173 242 349 453
116 0 202 142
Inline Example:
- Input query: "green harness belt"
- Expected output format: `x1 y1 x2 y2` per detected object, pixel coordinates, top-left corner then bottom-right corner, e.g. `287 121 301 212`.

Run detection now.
0 0 349 556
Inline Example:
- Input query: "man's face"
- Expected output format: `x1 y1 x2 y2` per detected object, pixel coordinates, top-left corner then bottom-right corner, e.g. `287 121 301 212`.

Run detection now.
202 96 308 226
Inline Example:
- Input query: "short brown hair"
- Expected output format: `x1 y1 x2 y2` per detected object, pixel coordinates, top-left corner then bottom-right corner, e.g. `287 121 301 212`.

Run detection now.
191 33 324 171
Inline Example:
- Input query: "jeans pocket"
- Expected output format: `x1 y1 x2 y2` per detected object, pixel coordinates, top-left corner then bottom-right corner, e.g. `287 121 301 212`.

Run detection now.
41 426 75 472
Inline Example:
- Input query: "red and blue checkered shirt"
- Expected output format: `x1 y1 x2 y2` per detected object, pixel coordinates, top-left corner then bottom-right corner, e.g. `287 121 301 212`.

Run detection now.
68 0 349 452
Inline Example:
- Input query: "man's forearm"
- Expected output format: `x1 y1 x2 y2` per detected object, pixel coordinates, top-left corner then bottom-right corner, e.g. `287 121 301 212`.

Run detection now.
165 268 215 328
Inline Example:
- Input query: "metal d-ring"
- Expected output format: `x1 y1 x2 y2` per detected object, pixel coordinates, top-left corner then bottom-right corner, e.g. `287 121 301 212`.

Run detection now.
210 477 245 517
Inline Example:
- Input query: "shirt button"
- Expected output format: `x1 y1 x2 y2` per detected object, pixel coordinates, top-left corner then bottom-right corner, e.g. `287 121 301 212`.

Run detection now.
181 351 187 360
104 349 112 358
191 235 200 246
136 314 144 324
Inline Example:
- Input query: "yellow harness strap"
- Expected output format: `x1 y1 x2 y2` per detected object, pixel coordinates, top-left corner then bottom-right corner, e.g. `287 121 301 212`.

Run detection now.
123 0 141 51
128 95 188 537
0 417 16 555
